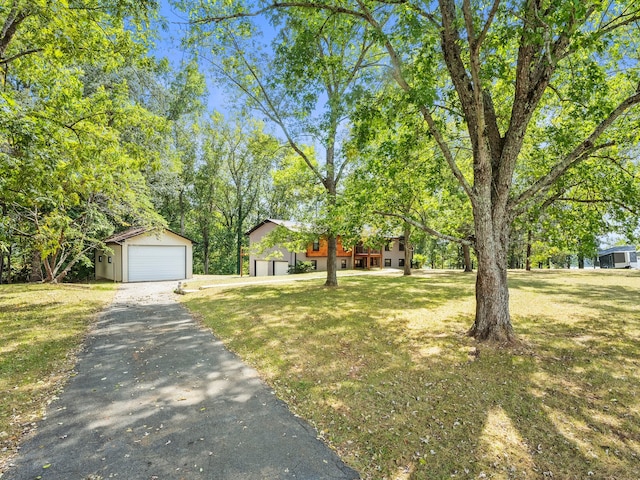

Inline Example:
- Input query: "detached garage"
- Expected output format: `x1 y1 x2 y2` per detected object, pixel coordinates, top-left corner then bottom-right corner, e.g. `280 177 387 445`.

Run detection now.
95 227 193 283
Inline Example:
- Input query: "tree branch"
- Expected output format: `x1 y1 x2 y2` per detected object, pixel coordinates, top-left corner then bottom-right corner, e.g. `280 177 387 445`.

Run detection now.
475 0 501 52
376 211 474 246
0 7 31 58
419 106 474 199
555 197 640 215
202 36 326 186
0 47 42 65
191 1 369 25
511 91 640 213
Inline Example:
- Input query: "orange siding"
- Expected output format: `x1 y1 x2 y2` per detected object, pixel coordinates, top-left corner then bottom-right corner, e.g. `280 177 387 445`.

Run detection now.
306 236 352 257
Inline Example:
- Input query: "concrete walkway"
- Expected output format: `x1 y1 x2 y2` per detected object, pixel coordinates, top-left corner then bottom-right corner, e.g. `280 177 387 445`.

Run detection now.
5 282 359 480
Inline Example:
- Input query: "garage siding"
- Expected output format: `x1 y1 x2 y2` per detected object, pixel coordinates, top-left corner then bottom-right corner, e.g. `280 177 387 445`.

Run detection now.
128 246 186 282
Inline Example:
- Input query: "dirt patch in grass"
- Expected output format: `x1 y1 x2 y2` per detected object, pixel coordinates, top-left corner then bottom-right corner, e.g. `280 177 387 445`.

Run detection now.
0 282 116 472
181 269 640 479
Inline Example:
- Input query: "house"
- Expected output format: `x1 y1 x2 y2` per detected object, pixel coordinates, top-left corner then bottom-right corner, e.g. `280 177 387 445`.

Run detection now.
246 218 410 277
95 227 194 282
598 245 638 269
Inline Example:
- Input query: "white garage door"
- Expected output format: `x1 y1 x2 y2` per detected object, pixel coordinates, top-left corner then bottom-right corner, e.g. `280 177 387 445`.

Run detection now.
128 246 186 282
255 260 269 276
274 261 289 275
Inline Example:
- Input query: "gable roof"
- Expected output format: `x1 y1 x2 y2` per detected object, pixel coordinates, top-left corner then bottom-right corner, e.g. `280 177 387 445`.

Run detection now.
105 227 194 244
245 218 309 235
245 218 407 240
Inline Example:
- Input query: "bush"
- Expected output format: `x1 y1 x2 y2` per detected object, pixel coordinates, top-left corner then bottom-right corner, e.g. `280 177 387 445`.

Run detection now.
412 253 427 269
289 261 315 274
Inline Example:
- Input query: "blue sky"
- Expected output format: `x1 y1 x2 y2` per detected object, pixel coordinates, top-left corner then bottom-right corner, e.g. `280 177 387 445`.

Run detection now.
153 1 191 67
152 0 276 116
153 0 227 113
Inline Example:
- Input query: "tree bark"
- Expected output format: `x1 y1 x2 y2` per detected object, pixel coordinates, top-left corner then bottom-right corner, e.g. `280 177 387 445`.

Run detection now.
236 202 242 275
30 250 43 282
467 200 516 343
6 245 10 283
325 234 338 287
179 190 186 236
578 253 584 269
202 229 210 275
462 244 473 272
43 255 54 282
403 222 411 276
469 256 514 342
525 229 532 271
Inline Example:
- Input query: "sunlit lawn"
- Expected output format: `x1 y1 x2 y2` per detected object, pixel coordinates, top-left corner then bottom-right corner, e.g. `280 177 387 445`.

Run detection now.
0 283 116 471
182 269 640 480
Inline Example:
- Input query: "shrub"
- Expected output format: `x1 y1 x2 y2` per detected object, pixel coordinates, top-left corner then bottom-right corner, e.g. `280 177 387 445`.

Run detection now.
289 261 315 274
412 253 427 269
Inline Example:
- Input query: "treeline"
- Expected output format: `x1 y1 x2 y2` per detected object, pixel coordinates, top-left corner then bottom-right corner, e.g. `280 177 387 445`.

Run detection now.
0 1 296 282
1 1 170 283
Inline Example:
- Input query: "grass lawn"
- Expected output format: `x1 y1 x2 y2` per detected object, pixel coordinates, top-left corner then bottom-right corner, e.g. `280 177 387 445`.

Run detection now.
0 282 116 471
181 269 640 480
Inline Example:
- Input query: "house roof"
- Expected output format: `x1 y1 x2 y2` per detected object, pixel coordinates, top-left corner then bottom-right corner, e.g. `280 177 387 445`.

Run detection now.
245 218 309 235
105 227 195 244
245 218 406 240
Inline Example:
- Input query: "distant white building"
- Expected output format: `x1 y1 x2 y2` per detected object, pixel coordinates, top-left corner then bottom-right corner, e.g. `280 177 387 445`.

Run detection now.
598 246 638 269
245 218 410 277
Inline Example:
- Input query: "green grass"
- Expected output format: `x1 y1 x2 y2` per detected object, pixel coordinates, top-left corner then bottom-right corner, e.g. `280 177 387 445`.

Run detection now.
182 269 640 480
0 282 116 470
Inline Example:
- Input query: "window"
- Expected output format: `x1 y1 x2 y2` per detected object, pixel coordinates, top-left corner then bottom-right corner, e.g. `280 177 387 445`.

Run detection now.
614 252 626 264
310 260 317 270
341 259 347 269
355 258 364 268
312 239 320 251
98 255 103 263
631 252 638 263
384 258 391 267
108 256 112 263
399 241 405 252
399 259 405 267
385 242 391 251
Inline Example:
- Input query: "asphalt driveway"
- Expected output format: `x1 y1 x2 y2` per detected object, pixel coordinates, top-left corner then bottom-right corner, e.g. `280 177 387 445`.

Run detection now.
4 281 359 479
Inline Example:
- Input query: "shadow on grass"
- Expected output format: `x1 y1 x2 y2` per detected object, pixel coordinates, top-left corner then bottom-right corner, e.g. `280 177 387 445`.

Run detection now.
182 271 640 479
0 283 116 468
6 290 359 480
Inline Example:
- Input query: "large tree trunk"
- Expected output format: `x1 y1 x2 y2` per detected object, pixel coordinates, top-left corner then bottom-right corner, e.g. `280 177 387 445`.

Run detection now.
468 203 516 343
469 256 514 342
325 234 338 287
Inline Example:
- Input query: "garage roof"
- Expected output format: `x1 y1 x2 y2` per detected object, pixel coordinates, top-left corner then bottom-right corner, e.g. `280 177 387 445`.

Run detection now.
105 227 194 244
245 218 310 235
